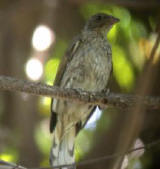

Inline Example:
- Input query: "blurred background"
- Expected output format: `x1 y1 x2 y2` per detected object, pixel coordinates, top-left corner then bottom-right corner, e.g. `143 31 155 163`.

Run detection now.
0 0 160 169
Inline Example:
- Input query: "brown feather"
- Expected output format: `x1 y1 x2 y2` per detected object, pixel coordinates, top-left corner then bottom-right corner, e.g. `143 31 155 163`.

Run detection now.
50 36 82 132
54 36 82 86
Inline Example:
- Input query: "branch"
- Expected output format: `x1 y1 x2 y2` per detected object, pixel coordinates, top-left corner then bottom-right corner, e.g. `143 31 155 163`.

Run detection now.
0 76 160 109
0 160 26 169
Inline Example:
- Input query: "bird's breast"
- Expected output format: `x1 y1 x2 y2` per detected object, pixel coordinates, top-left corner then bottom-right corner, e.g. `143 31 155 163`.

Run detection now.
84 42 112 91
62 38 112 92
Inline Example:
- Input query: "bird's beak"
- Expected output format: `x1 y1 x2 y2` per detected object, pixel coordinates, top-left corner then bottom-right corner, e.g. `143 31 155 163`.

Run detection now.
110 16 120 24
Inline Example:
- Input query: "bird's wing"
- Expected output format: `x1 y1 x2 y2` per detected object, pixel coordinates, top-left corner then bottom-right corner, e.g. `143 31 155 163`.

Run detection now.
50 35 83 133
54 36 82 86
104 45 112 91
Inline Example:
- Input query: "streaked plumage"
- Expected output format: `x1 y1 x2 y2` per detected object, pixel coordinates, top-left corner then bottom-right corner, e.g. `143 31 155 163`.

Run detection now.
50 13 119 168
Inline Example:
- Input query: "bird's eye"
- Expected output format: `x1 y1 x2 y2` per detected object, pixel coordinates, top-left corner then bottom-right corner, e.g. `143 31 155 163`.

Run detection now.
95 15 102 21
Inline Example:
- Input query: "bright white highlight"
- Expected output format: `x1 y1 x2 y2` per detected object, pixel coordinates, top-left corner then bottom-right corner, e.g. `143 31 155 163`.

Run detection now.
26 58 43 81
85 107 102 129
32 25 54 51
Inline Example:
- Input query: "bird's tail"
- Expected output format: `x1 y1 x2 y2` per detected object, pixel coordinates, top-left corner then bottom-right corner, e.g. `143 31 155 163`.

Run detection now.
50 125 76 169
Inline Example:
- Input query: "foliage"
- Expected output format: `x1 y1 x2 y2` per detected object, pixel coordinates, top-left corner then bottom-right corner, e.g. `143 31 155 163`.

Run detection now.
0 0 159 168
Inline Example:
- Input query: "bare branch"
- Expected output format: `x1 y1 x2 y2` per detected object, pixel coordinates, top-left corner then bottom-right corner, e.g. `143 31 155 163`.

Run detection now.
0 76 159 109
0 160 26 169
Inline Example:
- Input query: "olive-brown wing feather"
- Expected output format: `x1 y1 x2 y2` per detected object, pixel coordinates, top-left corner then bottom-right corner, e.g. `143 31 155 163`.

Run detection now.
50 36 82 133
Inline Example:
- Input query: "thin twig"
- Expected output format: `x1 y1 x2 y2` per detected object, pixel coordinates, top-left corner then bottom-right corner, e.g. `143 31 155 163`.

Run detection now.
0 160 26 169
108 22 160 169
149 32 160 60
1 138 160 169
0 76 160 109
39 139 160 169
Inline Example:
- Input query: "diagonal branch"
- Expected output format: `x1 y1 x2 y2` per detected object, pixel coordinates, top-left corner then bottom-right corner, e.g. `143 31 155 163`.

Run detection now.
0 76 160 109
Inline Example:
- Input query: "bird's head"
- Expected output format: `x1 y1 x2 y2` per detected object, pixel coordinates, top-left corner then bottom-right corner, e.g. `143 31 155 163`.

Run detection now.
84 13 119 34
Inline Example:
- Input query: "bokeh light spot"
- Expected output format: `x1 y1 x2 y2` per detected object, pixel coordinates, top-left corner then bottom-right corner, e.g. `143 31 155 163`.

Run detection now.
0 154 13 162
38 96 51 116
44 58 60 84
32 25 55 51
25 58 43 81
107 24 118 43
112 46 135 91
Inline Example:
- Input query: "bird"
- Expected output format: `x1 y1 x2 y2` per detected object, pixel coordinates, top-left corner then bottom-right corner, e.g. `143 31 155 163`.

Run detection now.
50 13 119 168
